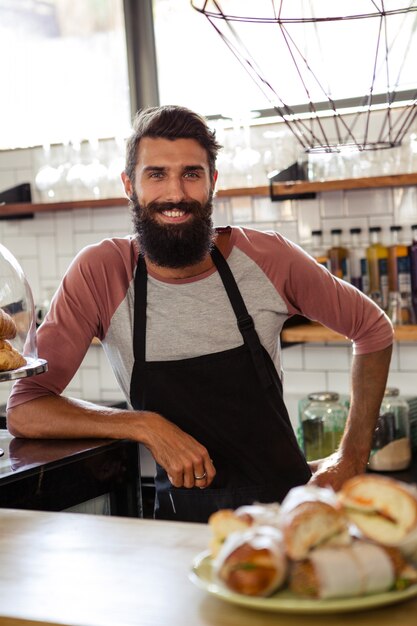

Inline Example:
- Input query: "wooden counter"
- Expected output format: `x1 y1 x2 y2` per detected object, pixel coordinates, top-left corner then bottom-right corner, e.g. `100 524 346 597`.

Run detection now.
0 431 141 517
0 509 415 626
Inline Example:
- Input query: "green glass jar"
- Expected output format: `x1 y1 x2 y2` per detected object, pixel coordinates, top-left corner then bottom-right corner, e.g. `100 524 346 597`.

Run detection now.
300 392 348 461
369 387 411 471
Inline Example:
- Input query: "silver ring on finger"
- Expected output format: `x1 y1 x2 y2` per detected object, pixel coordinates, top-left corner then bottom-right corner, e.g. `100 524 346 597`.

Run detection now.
194 471 207 480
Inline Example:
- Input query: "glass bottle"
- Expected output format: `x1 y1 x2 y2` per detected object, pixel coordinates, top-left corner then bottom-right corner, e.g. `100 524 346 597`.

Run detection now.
349 227 368 292
328 229 349 281
300 392 348 461
387 225 413 324
309 230 330 268
369 387 411 471
366 226 388 310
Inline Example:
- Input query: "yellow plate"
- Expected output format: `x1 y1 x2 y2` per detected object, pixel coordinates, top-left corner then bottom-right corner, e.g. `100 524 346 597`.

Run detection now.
189 551 417 614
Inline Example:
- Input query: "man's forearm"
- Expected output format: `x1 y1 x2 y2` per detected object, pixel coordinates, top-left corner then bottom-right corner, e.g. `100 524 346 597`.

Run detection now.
7 395 217 488
309 344 392 490
339 344 393 473
7 395 147 441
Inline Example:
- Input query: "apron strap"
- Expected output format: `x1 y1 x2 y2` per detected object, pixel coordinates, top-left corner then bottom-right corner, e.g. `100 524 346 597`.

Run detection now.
210 245 273 390
130 253 148 408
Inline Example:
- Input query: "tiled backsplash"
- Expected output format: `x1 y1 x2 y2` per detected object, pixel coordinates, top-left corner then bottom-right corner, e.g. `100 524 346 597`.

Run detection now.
1 145 417 426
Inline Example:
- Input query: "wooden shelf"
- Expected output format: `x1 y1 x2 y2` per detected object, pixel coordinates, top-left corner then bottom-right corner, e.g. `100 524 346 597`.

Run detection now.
0 188 269 218
281 322 417 344
271 172 417 198
2 172 417 217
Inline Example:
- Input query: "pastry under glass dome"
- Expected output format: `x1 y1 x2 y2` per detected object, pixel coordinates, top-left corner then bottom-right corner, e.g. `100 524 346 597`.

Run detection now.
0 242 47 382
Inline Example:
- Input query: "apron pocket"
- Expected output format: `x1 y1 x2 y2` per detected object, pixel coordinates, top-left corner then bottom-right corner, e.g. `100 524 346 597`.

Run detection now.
155 483 284 524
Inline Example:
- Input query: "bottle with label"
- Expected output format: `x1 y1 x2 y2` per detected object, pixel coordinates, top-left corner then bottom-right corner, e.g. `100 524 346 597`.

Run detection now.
409 224 417 323
366 226 388 310
369 387 411 471
328 228 349 281
309 230 330 268
349 227 368 292
300 392 348 461
387 225 413 324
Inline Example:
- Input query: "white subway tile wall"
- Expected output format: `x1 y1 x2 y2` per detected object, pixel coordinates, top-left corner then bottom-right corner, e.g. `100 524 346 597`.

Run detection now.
0 144 416 419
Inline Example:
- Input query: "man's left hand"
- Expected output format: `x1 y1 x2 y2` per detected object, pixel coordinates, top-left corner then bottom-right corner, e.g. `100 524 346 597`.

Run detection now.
307 451 367 492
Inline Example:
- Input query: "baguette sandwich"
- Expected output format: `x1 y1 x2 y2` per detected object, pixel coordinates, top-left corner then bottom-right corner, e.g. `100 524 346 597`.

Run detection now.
339 474 417 563
214 526 287 597
289 540 416 599
279 485 351 560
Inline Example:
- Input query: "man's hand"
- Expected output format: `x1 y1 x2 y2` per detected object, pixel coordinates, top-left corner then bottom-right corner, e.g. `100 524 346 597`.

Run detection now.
142 412 216 489
308 345 392 493
307 451 367 492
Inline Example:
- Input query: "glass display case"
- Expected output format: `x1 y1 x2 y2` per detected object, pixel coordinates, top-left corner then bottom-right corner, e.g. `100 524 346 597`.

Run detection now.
0 242 47 382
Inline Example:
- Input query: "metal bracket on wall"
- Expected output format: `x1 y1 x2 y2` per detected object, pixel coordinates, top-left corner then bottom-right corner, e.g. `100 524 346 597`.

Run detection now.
269 162 316 202
0 183 34 220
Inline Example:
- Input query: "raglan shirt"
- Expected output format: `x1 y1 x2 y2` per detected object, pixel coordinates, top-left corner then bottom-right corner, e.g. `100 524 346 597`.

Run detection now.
7 226 394 411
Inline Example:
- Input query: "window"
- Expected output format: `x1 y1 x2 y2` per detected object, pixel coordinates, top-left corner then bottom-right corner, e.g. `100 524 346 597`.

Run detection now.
153 0 417 123
152 0 268 118
0 0 131 149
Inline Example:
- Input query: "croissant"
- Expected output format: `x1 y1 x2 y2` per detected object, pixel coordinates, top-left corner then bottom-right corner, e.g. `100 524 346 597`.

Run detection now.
0 308 17 340
0 339 26 371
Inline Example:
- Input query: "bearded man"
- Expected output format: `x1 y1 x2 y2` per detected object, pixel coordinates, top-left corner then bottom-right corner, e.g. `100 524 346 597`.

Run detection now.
7 105 393 522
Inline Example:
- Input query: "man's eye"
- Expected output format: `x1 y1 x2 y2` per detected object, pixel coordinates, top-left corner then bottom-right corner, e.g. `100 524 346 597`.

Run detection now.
149 172 164 179
184 171 199 179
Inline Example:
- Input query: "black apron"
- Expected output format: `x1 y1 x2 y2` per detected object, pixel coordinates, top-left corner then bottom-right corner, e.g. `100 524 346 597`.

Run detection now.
130 245 311 523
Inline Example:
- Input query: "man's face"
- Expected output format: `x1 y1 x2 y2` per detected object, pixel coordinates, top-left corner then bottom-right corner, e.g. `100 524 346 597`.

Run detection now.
123 137 217 268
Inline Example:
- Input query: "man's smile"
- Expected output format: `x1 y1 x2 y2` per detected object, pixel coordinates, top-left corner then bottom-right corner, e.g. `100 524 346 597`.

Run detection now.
158 208 192 224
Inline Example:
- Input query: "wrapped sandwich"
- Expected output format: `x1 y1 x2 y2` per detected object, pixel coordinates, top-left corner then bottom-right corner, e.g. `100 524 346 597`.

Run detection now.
279 485 351 560
214 525 287 597
339 474 417 564
208 502 281 557
289 540 416 599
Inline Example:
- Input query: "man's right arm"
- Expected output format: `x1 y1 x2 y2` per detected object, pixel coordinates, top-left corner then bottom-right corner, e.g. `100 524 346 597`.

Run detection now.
7 396 216 488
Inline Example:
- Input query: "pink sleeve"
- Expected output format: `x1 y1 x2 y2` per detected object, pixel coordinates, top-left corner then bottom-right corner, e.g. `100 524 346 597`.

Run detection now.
7 238 135 409
236 229 394 355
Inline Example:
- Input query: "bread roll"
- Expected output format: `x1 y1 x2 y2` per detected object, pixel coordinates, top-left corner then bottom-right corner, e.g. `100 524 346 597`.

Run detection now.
289 541 413 599
214 526 287 597
279 485 350 560
208 509 252 558
208 503 281 557
0 309 17 340
0 339 26 371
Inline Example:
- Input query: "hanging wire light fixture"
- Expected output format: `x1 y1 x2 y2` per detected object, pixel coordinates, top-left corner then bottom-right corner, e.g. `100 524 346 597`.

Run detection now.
191 1 417 154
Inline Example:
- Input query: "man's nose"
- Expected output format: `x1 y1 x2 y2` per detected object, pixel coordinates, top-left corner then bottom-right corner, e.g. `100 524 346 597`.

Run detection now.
164 176 186 202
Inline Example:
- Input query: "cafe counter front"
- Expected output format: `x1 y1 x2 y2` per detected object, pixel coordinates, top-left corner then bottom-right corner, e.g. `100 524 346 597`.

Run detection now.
0 508 416 626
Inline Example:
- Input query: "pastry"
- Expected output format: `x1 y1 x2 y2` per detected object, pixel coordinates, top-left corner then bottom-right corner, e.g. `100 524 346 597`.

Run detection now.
0 339 26 371
0 308 17 340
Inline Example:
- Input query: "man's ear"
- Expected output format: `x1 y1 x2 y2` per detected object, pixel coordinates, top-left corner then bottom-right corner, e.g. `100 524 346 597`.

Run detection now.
211 169 219 195
121 171 133 199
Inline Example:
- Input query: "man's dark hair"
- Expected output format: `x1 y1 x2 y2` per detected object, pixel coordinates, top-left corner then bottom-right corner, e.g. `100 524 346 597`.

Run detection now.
125 105 222 183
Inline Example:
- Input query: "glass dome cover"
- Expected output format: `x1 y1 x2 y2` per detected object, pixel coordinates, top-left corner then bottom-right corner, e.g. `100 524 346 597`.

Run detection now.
0 242 47 381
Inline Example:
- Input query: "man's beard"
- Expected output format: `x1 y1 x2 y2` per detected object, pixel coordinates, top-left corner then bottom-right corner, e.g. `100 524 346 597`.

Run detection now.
130 191 215 269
